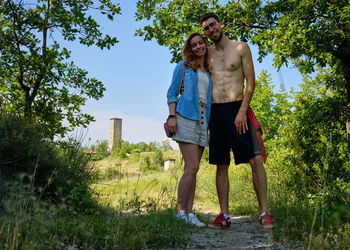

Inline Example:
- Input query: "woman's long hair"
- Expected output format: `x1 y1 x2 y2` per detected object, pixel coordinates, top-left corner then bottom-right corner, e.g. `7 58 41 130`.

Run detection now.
182 33 208 71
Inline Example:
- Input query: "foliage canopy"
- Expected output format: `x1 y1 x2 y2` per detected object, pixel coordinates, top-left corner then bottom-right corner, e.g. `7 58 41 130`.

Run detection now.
0 0 121 138
135 0 350 153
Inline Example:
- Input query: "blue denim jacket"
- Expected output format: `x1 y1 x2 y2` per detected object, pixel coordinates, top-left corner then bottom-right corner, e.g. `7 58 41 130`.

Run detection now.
167 60 212 126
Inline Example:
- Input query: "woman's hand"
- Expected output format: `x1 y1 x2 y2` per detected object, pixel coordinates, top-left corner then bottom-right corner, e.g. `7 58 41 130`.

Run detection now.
167 117 177 135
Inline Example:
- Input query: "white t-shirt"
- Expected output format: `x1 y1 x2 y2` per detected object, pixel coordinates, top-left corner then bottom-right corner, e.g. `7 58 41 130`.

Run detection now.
197 71 209 104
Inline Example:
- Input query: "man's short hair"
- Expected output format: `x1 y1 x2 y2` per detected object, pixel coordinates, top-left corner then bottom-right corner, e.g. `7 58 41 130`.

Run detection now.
199 12 220 25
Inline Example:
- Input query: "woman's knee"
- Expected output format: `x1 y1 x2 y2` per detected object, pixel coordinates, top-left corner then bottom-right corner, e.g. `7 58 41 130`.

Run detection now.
184 163 200 176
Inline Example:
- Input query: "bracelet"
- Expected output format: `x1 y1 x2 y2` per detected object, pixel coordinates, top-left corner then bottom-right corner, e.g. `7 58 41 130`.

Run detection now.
168 114 176 119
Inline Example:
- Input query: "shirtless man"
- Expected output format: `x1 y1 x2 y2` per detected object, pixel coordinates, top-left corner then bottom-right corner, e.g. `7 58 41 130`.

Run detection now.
199 12 275 229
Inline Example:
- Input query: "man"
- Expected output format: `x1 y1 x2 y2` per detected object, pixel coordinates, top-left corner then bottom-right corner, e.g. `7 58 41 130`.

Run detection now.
199 12 275 229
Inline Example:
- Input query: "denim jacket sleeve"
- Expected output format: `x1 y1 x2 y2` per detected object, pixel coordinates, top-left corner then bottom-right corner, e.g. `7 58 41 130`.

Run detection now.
167 60 185 105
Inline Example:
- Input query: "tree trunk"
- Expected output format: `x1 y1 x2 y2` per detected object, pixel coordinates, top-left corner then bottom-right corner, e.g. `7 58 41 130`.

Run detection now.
338 42 350 158
23 89 32 121
346 87 350 159
344 65 350 159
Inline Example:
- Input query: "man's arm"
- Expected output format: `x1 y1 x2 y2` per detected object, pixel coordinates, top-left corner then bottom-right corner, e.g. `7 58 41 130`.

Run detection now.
235 42 256 134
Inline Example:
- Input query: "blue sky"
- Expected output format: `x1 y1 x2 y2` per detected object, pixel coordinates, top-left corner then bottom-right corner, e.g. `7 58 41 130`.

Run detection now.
63 1 303 148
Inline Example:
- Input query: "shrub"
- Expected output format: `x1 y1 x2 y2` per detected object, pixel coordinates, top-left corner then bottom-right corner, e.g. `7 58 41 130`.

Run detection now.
90 151 109 161
104 164 123 181
140 155 151 172
0 113 96 212
152 149 164 168
0 113 50 179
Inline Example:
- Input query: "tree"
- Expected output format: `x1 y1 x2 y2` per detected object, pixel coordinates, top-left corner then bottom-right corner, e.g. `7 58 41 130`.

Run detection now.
112 139 130 159
148 141 160 151
91 139 109 161
152 148 164 168
134 0 350 154
0 0 121 138
159 139 173 152
94 140 108 153
250 70 292 154
290 68 348 193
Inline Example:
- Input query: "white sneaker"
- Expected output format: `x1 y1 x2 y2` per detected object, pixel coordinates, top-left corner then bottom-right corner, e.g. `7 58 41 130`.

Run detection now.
187 213 206 227
176 210 188 222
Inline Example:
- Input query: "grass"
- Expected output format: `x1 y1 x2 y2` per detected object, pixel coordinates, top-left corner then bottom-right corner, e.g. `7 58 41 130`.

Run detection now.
0 173 189 249
92 150 259 215
0 149 191 249
1 146 349 249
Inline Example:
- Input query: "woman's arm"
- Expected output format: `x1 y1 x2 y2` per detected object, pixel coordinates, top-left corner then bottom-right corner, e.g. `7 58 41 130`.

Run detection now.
167 61 185 105
167 102 177 134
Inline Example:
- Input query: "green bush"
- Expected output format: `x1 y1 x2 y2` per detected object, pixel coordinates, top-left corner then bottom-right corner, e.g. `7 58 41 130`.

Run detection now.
152 149 164 168
0 113 51 179
104 164 124 181
0 113 96 212
90 140 109 161
90 151 109 161
139 151 165 173
139 155 152 172
130 149 141 163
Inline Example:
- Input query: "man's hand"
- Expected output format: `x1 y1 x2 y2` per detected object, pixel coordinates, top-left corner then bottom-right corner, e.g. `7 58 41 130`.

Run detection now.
167 117 177 134
234 111 248 134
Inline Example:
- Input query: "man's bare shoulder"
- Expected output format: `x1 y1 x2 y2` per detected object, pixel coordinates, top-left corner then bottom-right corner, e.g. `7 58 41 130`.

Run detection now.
230 40 249 50
208 44 216 52
229 41 251 57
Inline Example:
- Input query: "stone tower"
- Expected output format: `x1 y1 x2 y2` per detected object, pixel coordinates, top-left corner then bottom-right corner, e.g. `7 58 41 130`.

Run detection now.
109 117 122 152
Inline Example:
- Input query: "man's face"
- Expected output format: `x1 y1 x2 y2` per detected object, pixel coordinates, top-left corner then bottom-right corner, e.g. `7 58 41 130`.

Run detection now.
201 17 223 42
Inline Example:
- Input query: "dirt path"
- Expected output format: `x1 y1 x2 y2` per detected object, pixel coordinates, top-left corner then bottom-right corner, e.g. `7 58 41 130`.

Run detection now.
171 213 302 250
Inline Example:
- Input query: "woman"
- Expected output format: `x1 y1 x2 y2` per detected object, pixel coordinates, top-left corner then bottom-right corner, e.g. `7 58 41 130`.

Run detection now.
166 33 212 227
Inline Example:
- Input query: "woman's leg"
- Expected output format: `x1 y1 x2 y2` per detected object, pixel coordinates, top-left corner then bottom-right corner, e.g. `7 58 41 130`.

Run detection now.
177 142 202 213
185 145 204 213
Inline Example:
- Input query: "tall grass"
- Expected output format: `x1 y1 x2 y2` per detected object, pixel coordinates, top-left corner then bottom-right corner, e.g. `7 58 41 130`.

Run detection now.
266 134 350 249
1 113 349 249
0 153 189 249
0 115 188 249
0 177 189 249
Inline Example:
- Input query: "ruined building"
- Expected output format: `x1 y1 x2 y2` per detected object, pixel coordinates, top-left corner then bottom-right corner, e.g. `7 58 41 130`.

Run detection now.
109 117 122 152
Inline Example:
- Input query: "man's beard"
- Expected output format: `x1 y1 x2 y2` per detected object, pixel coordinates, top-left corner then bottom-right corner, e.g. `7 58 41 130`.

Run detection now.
212 31 223 43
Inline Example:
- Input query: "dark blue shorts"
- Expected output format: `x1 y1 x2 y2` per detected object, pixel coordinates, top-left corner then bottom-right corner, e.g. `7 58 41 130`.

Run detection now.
209 101 261 165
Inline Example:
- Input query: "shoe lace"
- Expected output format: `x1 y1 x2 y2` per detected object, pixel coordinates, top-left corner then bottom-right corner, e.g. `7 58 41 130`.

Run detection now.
213 214 224 223
177 211 187 220
189 214 201 223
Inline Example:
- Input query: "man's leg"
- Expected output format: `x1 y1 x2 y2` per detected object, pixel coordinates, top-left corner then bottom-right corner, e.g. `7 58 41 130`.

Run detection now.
216 164 230 215
249 155 268 213
208 163 232 229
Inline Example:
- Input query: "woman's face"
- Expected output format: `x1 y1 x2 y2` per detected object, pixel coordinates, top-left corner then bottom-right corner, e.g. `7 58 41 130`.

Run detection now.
190 35 206 57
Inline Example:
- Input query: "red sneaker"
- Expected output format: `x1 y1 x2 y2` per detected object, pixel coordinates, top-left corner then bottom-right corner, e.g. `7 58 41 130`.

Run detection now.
259 211 275 228
208 213 231 229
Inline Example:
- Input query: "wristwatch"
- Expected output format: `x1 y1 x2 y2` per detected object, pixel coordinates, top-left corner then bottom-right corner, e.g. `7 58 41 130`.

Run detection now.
168 114 176 119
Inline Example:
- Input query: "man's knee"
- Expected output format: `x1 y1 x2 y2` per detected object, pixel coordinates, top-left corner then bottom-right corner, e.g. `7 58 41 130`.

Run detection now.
249 155 264 171
216 164 229 177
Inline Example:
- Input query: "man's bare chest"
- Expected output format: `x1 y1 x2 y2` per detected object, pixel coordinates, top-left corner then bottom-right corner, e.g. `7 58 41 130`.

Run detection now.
208 51 241 73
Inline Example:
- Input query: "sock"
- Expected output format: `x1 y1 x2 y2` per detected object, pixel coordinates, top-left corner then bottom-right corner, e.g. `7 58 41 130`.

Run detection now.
178 210 186 215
